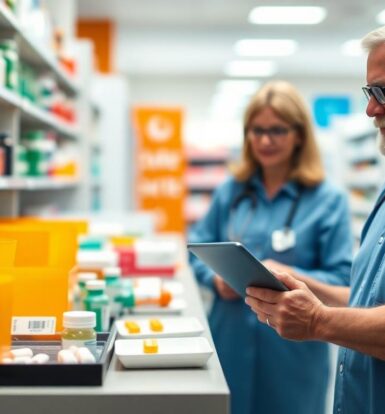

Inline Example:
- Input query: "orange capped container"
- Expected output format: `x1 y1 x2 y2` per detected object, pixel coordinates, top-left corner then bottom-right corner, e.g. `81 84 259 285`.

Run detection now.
0 274 13 358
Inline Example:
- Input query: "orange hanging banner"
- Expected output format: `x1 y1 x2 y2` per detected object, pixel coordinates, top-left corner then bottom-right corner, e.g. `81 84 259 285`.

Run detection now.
133 107 186 233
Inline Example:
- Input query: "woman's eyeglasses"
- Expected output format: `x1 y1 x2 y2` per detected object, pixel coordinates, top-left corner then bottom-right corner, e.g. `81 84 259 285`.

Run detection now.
247 126 294 142
362 85 385 105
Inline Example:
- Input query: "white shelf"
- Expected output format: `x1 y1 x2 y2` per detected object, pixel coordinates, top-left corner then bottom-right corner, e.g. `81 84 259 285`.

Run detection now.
0 84 22 107
346 167 382 188
350 198 373 216
0 176 80 190
0 86 79 138
21 99 79 139
0 3 79 96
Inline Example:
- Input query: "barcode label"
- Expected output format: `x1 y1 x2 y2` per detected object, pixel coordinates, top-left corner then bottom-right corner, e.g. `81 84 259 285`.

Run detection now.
11 317 56 335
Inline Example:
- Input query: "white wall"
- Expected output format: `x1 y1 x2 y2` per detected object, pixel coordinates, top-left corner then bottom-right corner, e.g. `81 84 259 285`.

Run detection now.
128 74 366 180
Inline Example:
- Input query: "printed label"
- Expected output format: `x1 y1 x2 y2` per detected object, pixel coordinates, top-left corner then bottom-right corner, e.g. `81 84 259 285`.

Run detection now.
11 317 56 335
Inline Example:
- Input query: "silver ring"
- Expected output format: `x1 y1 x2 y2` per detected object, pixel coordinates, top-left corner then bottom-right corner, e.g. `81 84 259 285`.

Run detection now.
266 317 270 327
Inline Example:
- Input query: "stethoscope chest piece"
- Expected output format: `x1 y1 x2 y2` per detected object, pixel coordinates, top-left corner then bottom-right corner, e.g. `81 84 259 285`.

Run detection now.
271 228 296 252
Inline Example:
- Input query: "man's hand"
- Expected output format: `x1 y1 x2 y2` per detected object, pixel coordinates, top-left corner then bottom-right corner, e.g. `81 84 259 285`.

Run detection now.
262 259 295 276
214 275 240 300
245 271 325 340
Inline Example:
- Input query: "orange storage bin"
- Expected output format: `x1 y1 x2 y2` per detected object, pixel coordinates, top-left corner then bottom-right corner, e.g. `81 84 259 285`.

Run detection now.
0 239 17 267
0 274 13 357
1 266 69 332
0 230 50 267
0 218 88 271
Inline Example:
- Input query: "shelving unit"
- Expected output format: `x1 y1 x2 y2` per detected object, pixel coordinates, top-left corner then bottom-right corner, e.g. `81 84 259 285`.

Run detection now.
184 146 230 224
333 114 380 246
0 3 79 96
0 2 98 217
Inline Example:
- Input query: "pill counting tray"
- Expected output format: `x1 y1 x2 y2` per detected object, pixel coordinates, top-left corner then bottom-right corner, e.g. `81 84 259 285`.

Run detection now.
116 316 204 339
0 329 116 386
115 337 214 369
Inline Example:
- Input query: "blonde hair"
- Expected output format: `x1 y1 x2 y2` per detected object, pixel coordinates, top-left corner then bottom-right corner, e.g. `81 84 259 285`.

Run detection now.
231 80 324 187
361 26 385 53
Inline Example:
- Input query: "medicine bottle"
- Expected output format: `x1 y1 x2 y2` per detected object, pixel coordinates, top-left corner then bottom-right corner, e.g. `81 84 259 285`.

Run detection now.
61 311 97 350
84 280 110 332
73 272 97 310
103 266 123 319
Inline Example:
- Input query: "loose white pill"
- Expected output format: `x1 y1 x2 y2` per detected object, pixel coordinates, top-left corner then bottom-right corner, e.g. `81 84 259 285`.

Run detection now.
74 347 96 364
12 356 33 364
57 349 77 364
68 346 79 355
1 358 14 364
31 353 50 364
10 348 33 358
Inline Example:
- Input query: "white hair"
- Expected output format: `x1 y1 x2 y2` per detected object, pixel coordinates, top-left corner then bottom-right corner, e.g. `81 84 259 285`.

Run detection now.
361 26 385 52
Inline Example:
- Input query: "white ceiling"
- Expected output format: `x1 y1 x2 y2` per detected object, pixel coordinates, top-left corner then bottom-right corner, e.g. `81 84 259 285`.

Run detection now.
77 0 385 80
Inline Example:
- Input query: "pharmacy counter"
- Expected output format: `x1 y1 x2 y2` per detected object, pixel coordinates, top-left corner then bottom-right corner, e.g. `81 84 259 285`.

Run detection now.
0 266 230 414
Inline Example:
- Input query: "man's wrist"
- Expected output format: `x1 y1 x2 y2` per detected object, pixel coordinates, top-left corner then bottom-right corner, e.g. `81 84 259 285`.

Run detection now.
311 303 331 341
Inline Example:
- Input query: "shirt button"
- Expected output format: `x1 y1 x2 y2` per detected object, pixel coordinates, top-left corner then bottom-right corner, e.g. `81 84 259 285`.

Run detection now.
379 236 384 244
337 408 341 414
339 362 344 374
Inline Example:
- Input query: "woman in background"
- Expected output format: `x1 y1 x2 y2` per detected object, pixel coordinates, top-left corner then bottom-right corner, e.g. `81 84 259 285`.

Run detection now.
188 80 353 414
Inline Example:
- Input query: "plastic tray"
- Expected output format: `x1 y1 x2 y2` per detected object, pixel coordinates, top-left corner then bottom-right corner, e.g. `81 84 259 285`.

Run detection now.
115 337 213 369
116 316 204 339
0 328 116 386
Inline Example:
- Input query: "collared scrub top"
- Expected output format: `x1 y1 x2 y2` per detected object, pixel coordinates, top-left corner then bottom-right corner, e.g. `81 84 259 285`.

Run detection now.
189 175 353 414
334 186 385 414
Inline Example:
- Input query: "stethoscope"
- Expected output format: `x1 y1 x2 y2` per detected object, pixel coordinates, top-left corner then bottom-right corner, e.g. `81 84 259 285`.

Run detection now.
227 181 303 252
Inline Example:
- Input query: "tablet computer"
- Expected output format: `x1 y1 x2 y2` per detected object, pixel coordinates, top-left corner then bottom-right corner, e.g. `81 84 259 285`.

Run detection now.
187 241 289 297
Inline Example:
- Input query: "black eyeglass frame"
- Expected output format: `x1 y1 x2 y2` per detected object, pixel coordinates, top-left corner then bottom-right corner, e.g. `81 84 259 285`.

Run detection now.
246 125 296 141
362 85 385 105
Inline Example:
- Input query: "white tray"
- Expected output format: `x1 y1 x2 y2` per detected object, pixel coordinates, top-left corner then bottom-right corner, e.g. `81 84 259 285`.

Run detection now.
130 298 186 315
115 337 213 368
115 316 204 339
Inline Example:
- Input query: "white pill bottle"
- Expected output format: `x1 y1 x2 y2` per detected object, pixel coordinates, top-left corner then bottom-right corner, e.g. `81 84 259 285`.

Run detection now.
61 311 97 351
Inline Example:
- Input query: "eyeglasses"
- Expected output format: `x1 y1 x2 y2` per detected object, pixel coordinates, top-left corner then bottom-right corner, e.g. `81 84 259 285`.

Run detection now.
247 125 294 142
362 85 385 105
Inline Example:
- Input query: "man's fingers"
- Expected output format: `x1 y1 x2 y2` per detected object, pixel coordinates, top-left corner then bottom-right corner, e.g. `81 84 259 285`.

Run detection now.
274 271 303 290
245 286 280 303
245 296 275 314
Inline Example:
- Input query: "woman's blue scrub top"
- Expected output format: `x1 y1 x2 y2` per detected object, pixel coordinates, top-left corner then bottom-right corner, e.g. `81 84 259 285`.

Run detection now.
189 175 353 414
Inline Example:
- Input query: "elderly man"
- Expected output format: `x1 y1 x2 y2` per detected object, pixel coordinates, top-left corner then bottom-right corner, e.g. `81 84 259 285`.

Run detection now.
245 25 385 414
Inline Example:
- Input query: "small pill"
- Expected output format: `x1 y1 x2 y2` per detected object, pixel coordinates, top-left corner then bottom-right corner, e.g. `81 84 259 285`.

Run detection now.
31 353 50 364
143 339 158 354
149 319 163 332
74 347 96 364
125 321 141 334
10 348 33 358
12 356 33 364
68 346 79 354
58 349 78 364
1 358 14 364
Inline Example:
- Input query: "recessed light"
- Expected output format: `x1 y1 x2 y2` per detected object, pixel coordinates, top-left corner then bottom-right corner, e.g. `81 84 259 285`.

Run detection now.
248 6 327 25
216 80 260 95
377 9 385 24
234 39 298 56
224 61 277 77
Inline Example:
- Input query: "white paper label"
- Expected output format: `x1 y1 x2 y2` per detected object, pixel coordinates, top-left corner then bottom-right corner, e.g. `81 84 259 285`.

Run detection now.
11 317 56 335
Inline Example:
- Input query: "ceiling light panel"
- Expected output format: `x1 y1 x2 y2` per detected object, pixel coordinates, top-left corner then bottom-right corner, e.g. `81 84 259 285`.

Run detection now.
248 6 327 25
224 61 277 77
216 80 260 95
234 39 298 56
